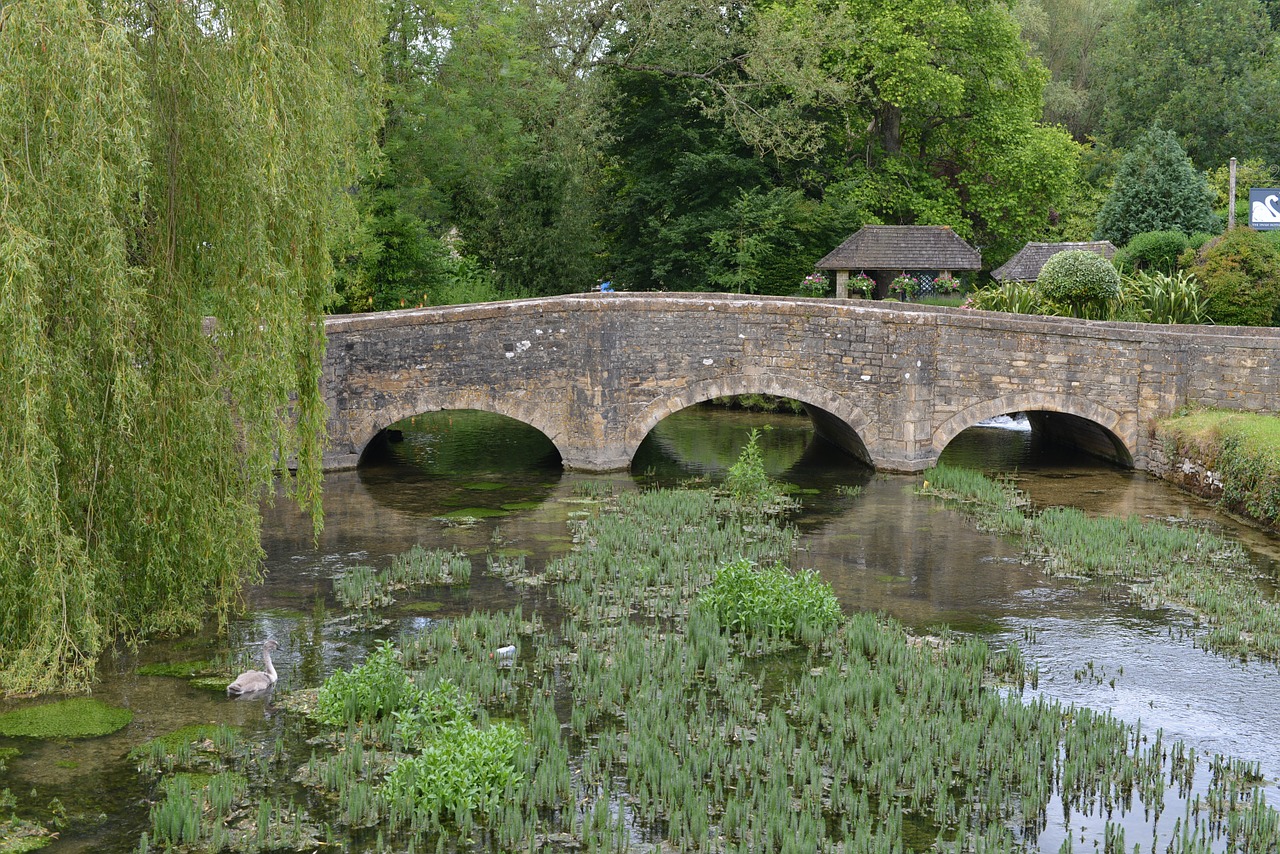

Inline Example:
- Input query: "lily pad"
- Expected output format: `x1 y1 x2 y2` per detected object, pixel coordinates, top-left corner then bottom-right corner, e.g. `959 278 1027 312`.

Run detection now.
0 698 132 739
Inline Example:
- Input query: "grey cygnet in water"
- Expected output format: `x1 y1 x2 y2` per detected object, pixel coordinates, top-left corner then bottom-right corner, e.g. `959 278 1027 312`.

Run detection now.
226 639 279 696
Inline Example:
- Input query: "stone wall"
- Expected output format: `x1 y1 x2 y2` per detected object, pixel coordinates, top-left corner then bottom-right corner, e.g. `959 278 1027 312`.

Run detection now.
320 294 1280 473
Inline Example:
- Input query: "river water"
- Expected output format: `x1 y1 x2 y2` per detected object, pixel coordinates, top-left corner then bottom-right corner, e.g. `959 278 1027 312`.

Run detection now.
3 406 1279 851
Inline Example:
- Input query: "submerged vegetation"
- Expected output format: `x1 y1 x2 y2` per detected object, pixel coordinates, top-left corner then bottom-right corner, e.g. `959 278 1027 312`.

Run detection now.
0 698 132 739
921 463 1280 663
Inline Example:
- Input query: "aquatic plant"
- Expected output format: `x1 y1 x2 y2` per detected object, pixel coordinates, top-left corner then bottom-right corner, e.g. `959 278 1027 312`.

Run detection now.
921 464 1280 664
315 640 421 727
697 557 841 645
0 698 132 739
721 427 795 515
380 721 525 824
334 545 471 614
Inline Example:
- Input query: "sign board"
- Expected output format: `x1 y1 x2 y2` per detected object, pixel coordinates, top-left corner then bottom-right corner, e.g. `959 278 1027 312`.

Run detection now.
1251 188 1280 230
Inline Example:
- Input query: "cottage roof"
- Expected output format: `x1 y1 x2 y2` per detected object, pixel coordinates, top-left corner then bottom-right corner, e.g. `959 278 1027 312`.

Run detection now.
990 241 1117 282
817 225 982 272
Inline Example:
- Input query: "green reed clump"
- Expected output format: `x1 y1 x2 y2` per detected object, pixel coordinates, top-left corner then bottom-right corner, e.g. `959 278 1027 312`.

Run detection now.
919 464 1028 534
696 557 841 646
921 465 1280 664
333 546 471 612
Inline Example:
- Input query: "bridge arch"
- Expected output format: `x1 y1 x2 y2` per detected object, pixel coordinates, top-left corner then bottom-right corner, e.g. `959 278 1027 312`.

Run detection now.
351 391 565 466
931 393 1135 468
625 374 875 468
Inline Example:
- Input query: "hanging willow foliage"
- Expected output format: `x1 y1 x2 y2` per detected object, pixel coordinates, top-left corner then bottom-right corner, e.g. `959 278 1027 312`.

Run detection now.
0 0 382 694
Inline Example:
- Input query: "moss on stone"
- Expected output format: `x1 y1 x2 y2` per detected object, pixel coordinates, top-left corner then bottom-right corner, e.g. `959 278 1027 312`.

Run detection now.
0 699 132 739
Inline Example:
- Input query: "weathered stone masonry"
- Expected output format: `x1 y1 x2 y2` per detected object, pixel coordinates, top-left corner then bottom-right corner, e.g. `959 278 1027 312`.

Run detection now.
320 293 1280 473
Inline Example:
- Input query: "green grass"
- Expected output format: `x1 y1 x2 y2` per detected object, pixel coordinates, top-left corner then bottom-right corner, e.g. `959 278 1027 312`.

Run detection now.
1158 409 1280 528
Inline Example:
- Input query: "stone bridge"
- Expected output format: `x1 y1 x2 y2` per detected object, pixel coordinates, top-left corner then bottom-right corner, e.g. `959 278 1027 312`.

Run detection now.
319 293 1280 473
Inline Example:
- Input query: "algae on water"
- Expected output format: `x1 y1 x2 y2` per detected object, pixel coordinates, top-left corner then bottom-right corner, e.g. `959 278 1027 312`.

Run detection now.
0 699 132 739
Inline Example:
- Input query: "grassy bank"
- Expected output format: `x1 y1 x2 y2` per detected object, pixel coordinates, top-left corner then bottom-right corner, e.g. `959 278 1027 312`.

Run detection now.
1157 409 1280 530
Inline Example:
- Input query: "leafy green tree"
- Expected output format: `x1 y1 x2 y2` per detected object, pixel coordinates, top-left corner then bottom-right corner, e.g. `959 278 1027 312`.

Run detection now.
0 1 381 693
1093 0 1280 169
1094 127 1220 246
1012 0 1118 139
734 0 1082 263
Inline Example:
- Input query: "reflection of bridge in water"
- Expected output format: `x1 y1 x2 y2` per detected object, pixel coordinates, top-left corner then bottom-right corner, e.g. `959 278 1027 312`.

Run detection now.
320 293 1280 473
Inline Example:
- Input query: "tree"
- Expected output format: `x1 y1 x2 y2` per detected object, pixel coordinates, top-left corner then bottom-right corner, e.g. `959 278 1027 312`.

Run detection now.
1012 0 1118 139
0 1 381 693
1092 0 1280 170
733 0 1082 263
1094 127 1220 246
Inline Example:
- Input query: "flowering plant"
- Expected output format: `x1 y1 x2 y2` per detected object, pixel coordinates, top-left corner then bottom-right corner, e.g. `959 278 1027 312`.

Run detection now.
934 273 960 295
799 272 828 297
852 272 875 298
890 274 919 300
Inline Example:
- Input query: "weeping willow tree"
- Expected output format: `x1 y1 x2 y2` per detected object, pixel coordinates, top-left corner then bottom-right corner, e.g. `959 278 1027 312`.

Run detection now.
0 1 382 694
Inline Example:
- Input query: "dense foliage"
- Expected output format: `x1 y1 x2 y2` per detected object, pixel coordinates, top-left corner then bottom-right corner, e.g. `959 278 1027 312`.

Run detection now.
1113 230 1190 274
0 1 381 693
1094 127 1219 247
1036 250 1122 317
1190 228 1280 326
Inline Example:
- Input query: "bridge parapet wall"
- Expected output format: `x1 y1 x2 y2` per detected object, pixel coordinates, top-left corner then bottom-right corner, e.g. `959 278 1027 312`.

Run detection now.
320 294 1280 472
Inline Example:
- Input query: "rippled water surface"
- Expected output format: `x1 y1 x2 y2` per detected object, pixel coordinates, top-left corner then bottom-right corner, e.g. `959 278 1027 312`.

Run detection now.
3 405 1279 851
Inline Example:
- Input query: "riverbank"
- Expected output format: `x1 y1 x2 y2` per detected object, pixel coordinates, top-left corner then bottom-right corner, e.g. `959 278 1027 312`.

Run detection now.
1150 409 1280 532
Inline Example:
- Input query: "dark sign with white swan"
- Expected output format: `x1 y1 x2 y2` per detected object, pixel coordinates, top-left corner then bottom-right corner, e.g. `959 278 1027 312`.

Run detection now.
1251 188 1280 230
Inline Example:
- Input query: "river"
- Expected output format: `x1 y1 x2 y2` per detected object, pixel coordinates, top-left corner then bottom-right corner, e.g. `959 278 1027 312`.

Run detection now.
2 405 1279 851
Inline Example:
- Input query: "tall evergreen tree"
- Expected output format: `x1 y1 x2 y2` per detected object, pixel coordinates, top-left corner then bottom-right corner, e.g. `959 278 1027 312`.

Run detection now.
0 0 381 693
1094 126 1220 246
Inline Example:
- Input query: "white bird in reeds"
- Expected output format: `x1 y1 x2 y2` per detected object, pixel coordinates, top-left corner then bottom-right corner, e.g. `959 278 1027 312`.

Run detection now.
226 640 279 696
490 644 517 666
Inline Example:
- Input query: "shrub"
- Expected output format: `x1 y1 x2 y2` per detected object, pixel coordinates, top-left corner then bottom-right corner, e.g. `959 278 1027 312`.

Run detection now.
967 281 1046 315
1190 228 1280 326
697 557 841 641
1036 250 1121 318
1115 230 1189 274
1115 270 1209 324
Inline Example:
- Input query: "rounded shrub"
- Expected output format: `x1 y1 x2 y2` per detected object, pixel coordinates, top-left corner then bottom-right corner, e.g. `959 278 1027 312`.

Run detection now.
1115 230 1189 274
1190 228 1280 326
1036 250 1121 318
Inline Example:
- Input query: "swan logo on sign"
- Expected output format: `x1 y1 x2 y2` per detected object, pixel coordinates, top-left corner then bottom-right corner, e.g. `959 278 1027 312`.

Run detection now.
1251 188 1280 230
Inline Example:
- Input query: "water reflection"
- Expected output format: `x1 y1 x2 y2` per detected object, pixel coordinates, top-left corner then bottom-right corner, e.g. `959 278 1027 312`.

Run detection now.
6 403 1280 851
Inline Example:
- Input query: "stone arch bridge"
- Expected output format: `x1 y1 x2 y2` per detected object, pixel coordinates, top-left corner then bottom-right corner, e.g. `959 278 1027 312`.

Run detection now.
320 293 1280 473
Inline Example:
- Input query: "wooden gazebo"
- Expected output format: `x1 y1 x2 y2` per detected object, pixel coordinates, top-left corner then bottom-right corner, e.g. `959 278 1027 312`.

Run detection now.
817 225 982 299
991 241 1117 283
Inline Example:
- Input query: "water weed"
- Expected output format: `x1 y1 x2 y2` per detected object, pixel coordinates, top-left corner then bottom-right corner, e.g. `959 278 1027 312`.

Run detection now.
921 464 1280 663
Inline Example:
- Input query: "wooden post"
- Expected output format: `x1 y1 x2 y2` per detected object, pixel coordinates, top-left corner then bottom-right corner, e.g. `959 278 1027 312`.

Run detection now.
1229 157 1237 229
835 270 849 300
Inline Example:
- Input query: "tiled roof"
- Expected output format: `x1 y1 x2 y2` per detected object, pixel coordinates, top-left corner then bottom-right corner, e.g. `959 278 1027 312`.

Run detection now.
991 241 1117 282
817 225 982 271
